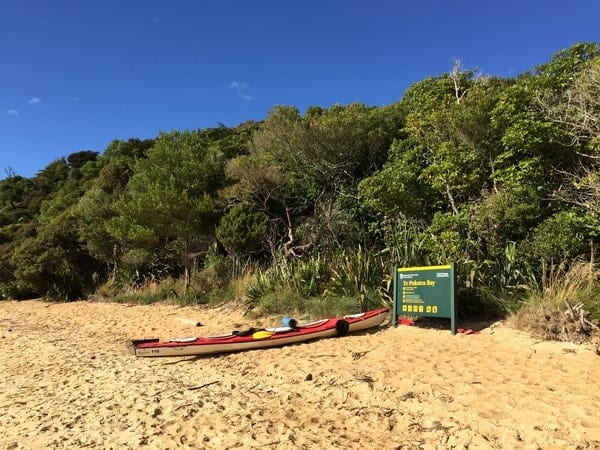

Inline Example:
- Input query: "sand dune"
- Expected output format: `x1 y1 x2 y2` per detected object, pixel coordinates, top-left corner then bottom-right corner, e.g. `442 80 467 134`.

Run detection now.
1 299 599 449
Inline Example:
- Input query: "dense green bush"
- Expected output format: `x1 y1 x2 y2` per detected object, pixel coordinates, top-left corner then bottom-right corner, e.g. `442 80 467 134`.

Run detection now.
216 203 269 257
2 43 600 332
527 210 592 261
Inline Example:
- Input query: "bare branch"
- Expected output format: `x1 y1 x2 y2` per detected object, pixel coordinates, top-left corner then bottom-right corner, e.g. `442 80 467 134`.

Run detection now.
538 59 600 153
448 58 481 104
552 162 600 214
283 206 313 259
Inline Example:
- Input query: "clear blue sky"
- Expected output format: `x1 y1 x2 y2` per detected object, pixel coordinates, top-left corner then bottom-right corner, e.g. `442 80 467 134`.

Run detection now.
1 0 599 179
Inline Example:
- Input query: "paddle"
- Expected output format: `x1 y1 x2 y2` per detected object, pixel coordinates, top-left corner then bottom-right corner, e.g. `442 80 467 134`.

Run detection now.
252 330 275 340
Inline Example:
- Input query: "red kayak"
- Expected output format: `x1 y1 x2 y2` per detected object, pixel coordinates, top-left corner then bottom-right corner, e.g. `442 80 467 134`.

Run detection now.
131 308 389 357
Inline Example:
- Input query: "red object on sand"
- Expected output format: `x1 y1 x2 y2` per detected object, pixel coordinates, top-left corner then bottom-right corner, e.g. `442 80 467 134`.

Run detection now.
457 328 481 335
397 317 415 326
131 308 389 357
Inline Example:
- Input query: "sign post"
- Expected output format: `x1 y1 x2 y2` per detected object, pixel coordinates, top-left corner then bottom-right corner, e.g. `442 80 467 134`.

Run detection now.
393 263 457 334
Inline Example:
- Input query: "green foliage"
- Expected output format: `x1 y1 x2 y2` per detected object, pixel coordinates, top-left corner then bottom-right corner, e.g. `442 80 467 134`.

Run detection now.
401 74 488 212
72 187 119 269
102 138 154 160
111 130 225 241
455 286 506 320
260 256 329 299
489 44 600 199
246 285 367 318
360 73 510 220
421 211 479 264
107 130 225 285
329 246 384 301
192 252 231 294
112 278 181 305
469 186 545 259
67 150 99 169
216 203 269 256
245 255 329 306
535 43 600 91
244 249 386 314
3 43 600 335
9 214 102 300
221 152 286 207
245 270 272 303
358 139 438 219
374 217 429 268
95 157 134 194
300 295 366 319
515 259 599 321
233 101 404 257
527 210 592 261
116 248 175 287
0 175 33 226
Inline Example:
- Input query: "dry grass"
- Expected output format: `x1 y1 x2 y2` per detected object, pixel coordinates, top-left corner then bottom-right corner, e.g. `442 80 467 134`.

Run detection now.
525 260 596 308
228 271 256 303
510 260 600 349
511 304 599 345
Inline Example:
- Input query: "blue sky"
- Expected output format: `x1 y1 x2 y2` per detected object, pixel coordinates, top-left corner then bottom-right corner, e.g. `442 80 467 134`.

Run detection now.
1 0 599 179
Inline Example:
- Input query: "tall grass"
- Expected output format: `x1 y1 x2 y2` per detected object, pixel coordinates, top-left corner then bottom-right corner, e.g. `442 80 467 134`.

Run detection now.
510 259 600 342
380 219 428 268
246 255 328 300
108 277 181 304
457 242 539 317
329 245 386 311
519 259 598 310
244 248 388 316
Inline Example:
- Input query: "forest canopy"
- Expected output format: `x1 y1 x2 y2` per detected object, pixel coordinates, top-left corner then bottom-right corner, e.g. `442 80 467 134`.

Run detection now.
2 43 600 326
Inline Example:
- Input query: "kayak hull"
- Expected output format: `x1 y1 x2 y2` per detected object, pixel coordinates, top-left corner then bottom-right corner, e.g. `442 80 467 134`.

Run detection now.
132 308 389 357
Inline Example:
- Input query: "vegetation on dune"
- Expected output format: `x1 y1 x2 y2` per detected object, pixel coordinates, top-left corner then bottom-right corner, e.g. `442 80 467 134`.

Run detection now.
1 43 600 343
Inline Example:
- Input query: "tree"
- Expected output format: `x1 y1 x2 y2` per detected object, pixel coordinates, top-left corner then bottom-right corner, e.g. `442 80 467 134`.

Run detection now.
102 138 154 161
107 130 225 289
0 175 35 298
540 57 600 151
232 103 403 258
0 175 33 226
491 43 600 191
216 203 269 258
537 49 600 231
70 140 144 283
67 150 99 169
358 138 438 220
360 70 503 219
10 213 101 299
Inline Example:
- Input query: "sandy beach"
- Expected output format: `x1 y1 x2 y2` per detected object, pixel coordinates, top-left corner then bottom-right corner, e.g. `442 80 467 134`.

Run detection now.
1 299 599 449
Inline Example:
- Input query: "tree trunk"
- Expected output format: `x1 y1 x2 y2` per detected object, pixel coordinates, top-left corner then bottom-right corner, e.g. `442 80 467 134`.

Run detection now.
184 264 191 292
445 183 459 215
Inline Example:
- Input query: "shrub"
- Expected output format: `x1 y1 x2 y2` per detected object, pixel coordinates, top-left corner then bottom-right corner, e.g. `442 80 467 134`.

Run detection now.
510 259 600 343
216 203 269 257
329 246 384 302
527 210 592 262
192 253 231 294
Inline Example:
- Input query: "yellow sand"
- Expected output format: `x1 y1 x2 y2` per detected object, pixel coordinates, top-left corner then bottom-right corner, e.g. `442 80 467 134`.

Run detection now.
1 300 599 449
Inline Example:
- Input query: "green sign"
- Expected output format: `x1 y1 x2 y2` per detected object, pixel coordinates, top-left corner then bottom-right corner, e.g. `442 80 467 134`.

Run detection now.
392 263 457 334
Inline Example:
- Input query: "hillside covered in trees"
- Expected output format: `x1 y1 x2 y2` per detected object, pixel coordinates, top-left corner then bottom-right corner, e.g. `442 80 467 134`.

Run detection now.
2 43 600 332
